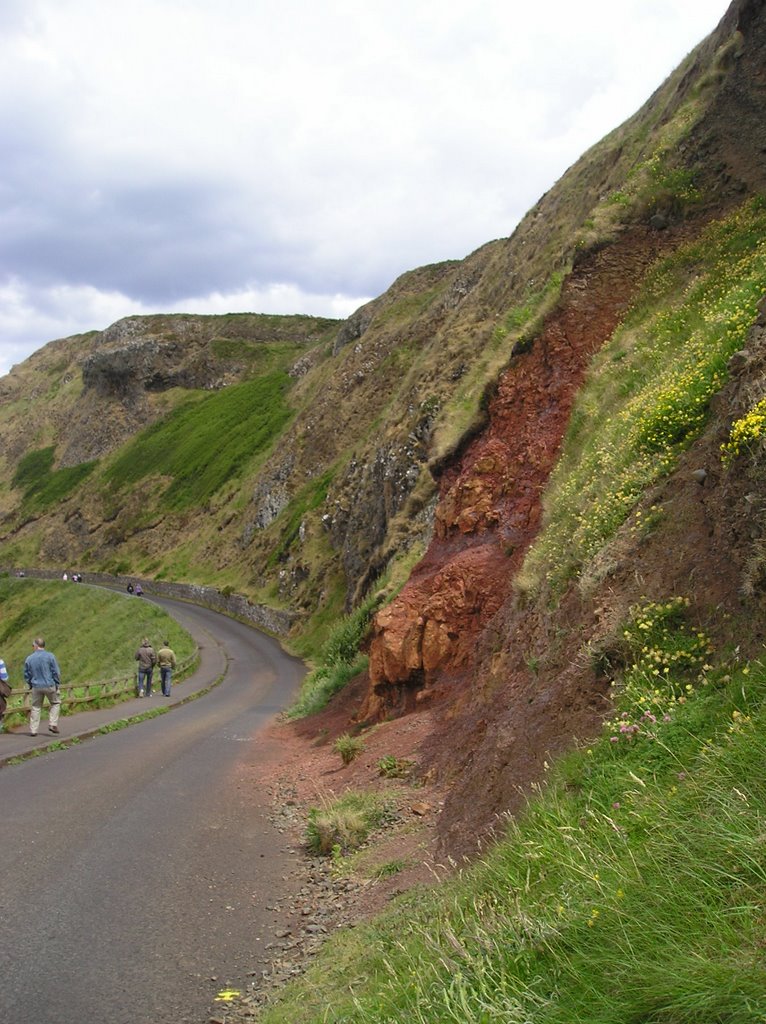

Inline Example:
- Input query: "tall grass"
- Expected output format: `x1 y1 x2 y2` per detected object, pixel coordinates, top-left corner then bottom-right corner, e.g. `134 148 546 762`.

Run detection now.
0 578 195 685
286 589 381 718
260 603 766 1023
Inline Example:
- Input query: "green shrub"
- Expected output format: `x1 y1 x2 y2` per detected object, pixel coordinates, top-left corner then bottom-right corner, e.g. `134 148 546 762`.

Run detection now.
305 792 392 856
333 732 365 766
377 755 414 778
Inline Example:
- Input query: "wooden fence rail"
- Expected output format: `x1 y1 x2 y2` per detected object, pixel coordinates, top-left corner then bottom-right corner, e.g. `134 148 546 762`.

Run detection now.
3 653 198 723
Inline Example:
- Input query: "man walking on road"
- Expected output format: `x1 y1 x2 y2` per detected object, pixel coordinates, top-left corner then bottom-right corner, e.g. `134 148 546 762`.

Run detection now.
135 637 157 697
24 638 62 736
157 640 177 697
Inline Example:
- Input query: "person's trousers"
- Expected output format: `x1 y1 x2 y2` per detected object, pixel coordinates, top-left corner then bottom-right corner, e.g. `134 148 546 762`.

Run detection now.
160 667 172 696
137 668 154 695
29 686 61 734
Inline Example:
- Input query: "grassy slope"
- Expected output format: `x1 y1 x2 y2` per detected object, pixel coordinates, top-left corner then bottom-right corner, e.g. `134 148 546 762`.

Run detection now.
265 642 766 1023
0 578 195 686
255 192 766 1020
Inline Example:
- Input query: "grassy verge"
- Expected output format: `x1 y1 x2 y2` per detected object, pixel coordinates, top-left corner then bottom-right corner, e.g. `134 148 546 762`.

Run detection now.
0 577 195 692
286 589 381 719
260 599 766 1023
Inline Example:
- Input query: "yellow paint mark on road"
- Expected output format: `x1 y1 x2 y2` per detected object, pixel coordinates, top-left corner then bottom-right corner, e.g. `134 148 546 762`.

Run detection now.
215 988 241 1002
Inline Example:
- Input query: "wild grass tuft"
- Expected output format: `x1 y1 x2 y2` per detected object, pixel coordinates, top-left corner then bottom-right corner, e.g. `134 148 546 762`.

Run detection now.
305 791 394 857
334 732 365 766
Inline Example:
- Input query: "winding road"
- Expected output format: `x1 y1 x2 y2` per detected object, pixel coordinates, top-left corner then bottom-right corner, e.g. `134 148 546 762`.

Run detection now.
0 595 305 1024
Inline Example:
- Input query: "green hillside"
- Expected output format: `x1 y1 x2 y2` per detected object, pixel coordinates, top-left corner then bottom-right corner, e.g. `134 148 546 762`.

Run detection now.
256 197 766 1024
0 578 195 687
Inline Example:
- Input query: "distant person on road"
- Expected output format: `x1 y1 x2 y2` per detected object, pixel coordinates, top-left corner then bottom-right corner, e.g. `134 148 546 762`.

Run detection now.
157 641 177 697
126 583 134 594
24 638 62 736
134 583 144 597
0 657 10 733
135 637 157 697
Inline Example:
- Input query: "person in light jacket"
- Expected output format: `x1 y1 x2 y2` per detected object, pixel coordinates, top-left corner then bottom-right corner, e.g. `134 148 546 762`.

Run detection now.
24 638 62 736
135 638 157 697
156 641 177 697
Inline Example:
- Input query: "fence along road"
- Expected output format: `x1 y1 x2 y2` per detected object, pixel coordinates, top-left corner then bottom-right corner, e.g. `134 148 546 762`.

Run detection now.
0 594 305 1024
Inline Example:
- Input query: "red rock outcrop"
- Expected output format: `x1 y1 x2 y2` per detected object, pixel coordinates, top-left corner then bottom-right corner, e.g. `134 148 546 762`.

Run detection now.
363 227 674 719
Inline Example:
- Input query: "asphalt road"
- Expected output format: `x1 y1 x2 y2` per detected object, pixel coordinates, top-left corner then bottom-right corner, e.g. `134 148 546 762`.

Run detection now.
0 595 305 1024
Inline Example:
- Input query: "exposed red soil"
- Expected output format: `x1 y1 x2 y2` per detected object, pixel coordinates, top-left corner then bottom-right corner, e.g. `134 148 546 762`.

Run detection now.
254 301 766 874
254 671 450 918
364 226 679 718
256 225 701 874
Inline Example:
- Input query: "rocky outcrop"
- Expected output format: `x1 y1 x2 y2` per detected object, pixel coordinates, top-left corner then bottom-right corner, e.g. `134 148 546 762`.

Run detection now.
82 317 226 398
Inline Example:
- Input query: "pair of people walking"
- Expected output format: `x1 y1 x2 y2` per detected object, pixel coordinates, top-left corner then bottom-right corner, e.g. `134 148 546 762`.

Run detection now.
135 638 176 697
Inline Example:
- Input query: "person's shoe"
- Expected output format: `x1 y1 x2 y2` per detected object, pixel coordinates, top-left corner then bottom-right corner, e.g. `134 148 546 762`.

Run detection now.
49 726 60 734
138 691 144 697
29 732 37 737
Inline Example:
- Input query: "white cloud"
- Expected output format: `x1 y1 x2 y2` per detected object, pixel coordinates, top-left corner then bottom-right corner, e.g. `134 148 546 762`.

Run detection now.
0 0 729 377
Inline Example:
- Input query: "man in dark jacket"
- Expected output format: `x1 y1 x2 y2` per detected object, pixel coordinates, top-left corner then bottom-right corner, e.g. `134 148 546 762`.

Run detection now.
135 638 157 697
24 638 62 736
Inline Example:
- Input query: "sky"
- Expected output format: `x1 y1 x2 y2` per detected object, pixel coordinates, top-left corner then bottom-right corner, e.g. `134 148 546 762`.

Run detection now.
0 0 729 377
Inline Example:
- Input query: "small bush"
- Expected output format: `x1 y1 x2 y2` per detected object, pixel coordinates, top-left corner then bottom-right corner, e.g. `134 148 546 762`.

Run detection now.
334 733 365 766
305 792 393 856
377 755 414 778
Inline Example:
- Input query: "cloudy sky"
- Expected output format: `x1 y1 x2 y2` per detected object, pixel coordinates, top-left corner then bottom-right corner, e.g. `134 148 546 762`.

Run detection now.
0 0 728 377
